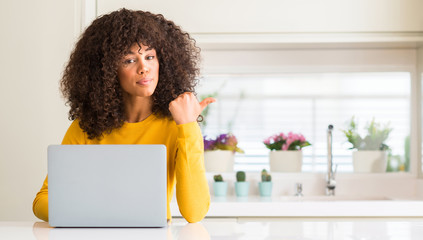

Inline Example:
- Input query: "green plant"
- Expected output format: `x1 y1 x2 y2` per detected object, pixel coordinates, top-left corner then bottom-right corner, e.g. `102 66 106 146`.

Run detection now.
236 171 246 182
404 135 410 171
387 135 410 172
213 174 224 182
386 153 402 172
261 169 272 182
342 117 392 151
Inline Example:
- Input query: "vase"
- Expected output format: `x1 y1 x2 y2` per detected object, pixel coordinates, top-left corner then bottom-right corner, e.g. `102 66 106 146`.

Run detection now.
269 150 302 172
235 182 249 197
258 182 272 197
213 182 228 197
352 150 388 173
204 150 234 172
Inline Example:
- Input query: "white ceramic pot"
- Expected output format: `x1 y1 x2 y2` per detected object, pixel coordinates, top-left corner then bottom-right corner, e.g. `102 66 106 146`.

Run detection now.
269 150 302 172
352 150 388 173
204 150 234 172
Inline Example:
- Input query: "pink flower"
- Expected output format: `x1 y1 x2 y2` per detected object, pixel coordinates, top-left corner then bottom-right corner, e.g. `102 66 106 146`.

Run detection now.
284 138 295 150
264 131 311 151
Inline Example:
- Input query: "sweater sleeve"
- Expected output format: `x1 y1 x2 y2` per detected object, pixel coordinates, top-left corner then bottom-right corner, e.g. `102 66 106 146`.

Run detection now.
174 122 210 223
32 120 87 221
32 176 49 222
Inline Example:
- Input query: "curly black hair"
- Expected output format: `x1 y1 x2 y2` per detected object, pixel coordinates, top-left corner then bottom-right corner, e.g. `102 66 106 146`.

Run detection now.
60 8 201 139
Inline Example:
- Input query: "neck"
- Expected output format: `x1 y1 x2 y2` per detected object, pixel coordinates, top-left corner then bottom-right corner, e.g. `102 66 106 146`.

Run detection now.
123 95 153 123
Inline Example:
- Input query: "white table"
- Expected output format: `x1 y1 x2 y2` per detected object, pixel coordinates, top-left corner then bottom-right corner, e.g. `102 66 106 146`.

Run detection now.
172 196 423 217
2 219 423 240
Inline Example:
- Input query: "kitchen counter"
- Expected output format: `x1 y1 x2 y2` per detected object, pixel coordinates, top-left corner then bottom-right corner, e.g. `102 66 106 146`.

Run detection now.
171 196 423 217
4 219 423 240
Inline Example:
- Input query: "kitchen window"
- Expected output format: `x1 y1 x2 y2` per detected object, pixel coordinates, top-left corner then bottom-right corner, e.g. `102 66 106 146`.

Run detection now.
197 72 411 173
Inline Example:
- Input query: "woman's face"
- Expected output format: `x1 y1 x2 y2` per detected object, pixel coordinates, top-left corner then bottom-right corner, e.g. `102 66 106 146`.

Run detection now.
117 43 159 99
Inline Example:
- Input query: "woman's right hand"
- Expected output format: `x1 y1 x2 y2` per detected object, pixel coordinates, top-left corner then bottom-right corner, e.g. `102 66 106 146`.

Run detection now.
169 92 215 125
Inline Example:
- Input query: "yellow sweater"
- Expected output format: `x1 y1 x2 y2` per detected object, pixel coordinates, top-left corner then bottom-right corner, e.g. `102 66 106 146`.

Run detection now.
32 114 210 223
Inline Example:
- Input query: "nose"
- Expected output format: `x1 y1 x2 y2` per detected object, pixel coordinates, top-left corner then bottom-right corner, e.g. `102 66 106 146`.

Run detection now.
137 61 149 75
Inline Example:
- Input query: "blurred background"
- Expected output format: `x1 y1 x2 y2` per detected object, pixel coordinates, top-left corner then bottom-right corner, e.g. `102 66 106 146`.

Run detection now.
1 0 422 221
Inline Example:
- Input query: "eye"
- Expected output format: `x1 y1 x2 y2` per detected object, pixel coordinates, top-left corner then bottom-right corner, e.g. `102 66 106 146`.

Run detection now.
123 59 136 64
146 55 155 60
122 58 136 65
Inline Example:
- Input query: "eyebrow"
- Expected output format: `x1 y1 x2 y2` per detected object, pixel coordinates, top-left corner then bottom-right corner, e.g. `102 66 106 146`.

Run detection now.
127 46 154 55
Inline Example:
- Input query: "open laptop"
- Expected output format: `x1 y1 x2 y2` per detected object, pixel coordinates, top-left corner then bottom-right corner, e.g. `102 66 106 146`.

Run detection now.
48 144 167 227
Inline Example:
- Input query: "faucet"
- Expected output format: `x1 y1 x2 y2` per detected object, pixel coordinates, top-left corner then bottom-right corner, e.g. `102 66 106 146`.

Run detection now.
295 183 303 197
326 124 336 196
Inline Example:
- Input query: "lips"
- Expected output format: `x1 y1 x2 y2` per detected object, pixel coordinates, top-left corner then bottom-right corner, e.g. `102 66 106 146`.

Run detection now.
136 78 153 86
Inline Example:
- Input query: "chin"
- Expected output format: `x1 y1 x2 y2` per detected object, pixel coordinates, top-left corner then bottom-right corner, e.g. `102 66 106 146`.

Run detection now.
139 90 155 97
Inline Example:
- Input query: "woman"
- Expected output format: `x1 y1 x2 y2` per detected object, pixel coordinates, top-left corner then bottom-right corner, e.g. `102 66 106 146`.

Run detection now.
33 8 214 223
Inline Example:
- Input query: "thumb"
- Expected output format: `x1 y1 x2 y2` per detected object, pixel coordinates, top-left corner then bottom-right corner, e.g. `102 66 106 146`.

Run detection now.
199 97 216 112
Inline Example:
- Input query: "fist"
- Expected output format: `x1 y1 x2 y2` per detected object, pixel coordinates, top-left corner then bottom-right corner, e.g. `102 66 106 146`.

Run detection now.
169 92 216 125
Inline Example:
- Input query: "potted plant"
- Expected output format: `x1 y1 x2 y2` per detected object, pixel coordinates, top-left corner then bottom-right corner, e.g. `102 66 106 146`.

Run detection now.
342 117 392 173
213 174 228 197
234 171 249 197
258 169 272 197
203 133 244 172
263 132 311 172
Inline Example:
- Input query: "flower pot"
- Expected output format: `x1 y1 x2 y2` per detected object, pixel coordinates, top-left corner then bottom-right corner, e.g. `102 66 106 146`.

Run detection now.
269 150 302 172
258 182 273 197
235 182 249 197
213 182 228 197
352 150 388 173
204 150 234 172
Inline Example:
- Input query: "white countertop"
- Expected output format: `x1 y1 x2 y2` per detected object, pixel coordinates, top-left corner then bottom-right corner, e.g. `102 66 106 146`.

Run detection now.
171 196 423 217
4 219 423 240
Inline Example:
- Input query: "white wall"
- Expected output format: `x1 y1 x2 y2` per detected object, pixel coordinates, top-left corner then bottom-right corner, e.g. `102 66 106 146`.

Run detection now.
97 0 423 33
0 0 78 220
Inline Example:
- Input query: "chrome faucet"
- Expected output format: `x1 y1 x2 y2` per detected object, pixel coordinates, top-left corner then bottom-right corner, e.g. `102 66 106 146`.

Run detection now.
326 124 336 196
295 183 303 197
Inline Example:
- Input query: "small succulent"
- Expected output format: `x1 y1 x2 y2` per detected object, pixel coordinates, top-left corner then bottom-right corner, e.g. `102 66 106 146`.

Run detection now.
236 171 246 182
214 174 224 182
261 169 272 182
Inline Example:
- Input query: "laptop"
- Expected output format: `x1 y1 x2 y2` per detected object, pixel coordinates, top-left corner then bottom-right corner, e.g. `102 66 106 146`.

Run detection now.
48 144 167 227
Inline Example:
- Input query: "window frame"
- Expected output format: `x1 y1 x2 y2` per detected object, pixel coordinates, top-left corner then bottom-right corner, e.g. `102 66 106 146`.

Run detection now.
199 48 421 178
